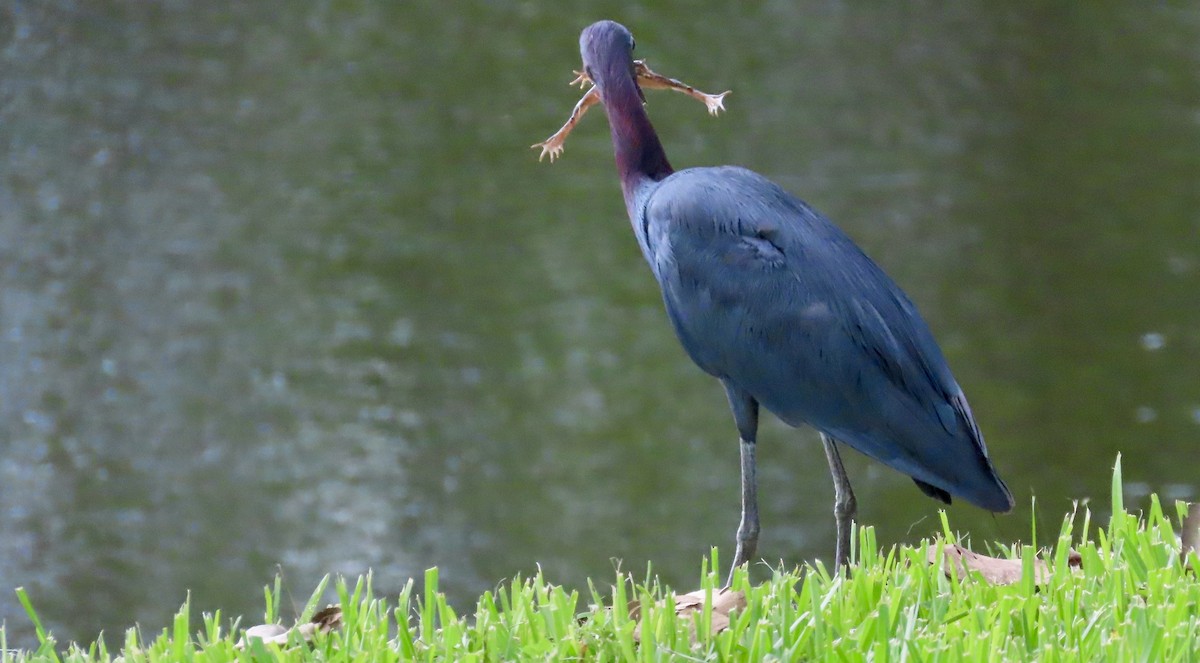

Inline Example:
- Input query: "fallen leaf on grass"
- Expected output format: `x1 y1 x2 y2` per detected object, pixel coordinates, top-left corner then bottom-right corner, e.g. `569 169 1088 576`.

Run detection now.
296 605 344 640
675 587 746 632
632 588 745 642
1183 502 1199 570
240 624 287 646
236 605 343 649
929 543 1079 585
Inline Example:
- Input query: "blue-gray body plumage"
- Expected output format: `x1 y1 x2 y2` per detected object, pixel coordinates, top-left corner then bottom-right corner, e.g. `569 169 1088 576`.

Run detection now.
637 166 1011 511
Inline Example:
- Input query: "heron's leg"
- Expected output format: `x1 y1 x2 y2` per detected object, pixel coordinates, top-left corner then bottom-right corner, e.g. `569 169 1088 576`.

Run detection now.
820 433 857 570
723 383 759 586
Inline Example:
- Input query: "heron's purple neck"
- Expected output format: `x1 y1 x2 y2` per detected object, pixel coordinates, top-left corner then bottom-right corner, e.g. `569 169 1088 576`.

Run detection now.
597 72 673 215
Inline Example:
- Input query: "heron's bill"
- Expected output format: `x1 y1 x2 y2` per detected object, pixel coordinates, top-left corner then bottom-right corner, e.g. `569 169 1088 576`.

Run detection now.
532 60 730 162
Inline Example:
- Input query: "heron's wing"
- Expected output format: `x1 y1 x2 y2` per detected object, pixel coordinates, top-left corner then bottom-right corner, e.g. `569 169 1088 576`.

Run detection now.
643 166 956 408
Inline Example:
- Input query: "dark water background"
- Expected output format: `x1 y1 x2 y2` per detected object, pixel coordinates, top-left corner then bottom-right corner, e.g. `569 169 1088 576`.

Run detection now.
1 1 1198 647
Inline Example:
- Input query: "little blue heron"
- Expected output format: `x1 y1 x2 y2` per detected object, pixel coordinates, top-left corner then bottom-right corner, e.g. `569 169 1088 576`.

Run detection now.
554 20 1013 578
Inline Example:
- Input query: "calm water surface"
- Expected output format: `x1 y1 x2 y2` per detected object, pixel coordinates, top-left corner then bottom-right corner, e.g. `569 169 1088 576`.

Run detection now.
1 1 1198 646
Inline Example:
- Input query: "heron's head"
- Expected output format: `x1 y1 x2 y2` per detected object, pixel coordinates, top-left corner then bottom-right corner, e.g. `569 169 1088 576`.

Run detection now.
579 21 641 100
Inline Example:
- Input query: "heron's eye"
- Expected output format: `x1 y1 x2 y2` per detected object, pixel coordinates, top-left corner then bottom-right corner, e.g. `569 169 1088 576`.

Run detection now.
631 38 636 51
585 65 594 80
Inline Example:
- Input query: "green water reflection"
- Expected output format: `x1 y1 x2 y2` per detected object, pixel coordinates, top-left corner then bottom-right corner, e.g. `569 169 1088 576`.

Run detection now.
1 1 1197 647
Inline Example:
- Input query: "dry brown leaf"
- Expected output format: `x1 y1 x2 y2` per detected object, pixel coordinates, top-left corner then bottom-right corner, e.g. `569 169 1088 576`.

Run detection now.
240 624 288 646
928 543 1057 585
1183 502 1199 570
632 588 746 642
236 605 344 649
674 587 746 633
626 598 641 622
312 605 344 632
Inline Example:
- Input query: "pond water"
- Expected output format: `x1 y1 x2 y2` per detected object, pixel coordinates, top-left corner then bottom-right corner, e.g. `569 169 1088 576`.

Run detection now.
1 1 1198 647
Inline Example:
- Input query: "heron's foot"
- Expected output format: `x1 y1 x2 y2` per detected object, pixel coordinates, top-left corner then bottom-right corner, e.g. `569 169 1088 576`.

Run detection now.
725 562 744 589
726 544 755 588
832 540 851 573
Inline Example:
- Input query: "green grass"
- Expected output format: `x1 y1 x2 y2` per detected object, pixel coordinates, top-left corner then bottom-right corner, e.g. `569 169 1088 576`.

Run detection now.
4 458 1199 661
